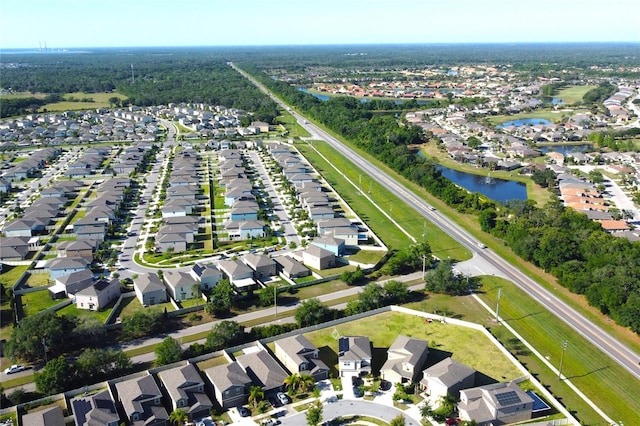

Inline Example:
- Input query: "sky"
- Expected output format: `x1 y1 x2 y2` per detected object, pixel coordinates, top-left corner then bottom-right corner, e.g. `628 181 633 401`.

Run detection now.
1 0 639 50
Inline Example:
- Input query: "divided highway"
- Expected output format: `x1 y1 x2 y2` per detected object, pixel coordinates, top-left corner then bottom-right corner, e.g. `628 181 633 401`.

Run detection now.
232 63 640 380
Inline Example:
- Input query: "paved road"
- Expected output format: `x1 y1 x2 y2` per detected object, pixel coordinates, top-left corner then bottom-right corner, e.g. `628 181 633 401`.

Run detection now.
231 63 640 380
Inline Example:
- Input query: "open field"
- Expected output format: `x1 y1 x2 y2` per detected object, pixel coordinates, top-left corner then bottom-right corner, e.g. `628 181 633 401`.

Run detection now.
555 85 597 105
277 113 311 138
114 295 175 319
20 290 60 316
0 265 29 287
57 300 114 323
0 92 48 100
38 92 127 112
297 141 470 260
305 311 523 384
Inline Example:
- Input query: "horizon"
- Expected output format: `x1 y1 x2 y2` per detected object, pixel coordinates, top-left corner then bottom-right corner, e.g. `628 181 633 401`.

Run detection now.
1 0 639 50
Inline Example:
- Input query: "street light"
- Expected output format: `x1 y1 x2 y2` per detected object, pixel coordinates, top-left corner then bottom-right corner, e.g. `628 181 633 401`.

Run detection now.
558 340 568 380
274 284 277 318
495 288 502 324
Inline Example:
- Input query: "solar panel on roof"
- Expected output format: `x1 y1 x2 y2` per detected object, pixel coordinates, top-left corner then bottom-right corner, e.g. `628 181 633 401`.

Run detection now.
495 390 521 406
338 337 349 353
72 398 93 425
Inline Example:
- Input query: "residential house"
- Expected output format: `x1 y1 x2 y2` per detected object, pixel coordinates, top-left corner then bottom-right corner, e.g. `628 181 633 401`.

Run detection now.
380 335 429 384
75 278 121 311
3 219 39 237
163 271 198 302
157 364 213 421
50 269 94 298
205 362 252 409
190 264 223 291
46 257 89 280
113 374 168 426
0 236 30 262
243 253 277 281
274 256 311 279
274 334 329 381
235 349 289 393
338 336 372 377
155 233 188 254
458 381 534 426
71 389 120 426
311 235 345 257
21 405 64 426
217 259 256 291
56 239 95 261
134 273 168 306
76 225 106 242
420 357 476 400
301 245 335 270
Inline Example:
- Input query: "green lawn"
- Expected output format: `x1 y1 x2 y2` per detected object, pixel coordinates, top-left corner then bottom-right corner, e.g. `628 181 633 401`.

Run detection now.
115 295 175 319
0 265 29 287
195 356 229 371
277 113 311 138
474 276 640 426
24 272 51 288
485 109 568 126
56 300 114 323
304 311 522 384
555 85 597 105
20 290 60 316
38 92 127 112
297 141 470 260
345 249 387 265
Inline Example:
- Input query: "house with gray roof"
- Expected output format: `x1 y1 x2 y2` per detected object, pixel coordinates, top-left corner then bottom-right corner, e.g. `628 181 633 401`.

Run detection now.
71 389 120 426
380 335 429 384
50 269 94 298
205 362 252 409
75 278 121 311
157 364 212 421
113 374 168 426
311 235 345 256
134 273 168 306
163 270 197 302
236 349 289 393
217 259 256 291
21 405 64 426
420 357 476 400
458 381 534 426
155 233 188 254
274 334 329 381
338 336 372 377
243 253 277 280
0 236 30 262
301 245 335 270
190 264 222 291
274 255 310 279
56 239 95 260
47 257 89 279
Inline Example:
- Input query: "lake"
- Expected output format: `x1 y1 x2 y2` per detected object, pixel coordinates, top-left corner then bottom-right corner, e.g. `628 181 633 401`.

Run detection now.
496 118 552 128
539 144 593 155
438 166 528 203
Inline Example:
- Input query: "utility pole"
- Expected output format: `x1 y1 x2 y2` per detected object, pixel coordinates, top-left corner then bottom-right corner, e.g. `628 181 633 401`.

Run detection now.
422 255 426 279
558 340 568 380
495 288 502 323
274 285 277 318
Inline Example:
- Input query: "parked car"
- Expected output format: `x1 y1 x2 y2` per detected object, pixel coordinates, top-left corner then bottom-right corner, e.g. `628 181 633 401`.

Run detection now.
237 406 251 417
352 386 363 398
4 364 25 374
276 392 289 405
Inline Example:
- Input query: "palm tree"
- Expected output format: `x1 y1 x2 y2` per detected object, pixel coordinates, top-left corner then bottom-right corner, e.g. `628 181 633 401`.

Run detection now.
284 373 301 394
169 408 188 425
248 385 264 408
299 373 315 393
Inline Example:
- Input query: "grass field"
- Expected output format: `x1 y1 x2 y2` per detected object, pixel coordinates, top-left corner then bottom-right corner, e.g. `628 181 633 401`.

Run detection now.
276 113 311 138
0 265 29 287
57 300 114 323
114 295 175 320
474 276 640 426
24 272 51 288
297 141 470 260
555 85 597 105
485 109 568 126
305 311 523 384
20 290 60 316
38 92 127 112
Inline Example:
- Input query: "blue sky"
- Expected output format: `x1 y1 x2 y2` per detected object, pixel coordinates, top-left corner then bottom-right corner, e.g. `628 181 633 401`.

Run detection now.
1 0 639 49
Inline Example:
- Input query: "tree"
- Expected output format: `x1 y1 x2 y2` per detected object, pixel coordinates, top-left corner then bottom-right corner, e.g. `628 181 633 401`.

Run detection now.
258 284 276 307
419 401 434 419
205 279 234 316
169 408 188 425
155 337 183 366
306 400 323 426
294 298 331 327
6 311 75 362
35 356 72 395
76 348 131 381
383 280 410 304
284 374 301 393
248 385 264 408
424 259 467 296
390 415 405 426
299 373 315 393
122 309 163 338
206 320 244 350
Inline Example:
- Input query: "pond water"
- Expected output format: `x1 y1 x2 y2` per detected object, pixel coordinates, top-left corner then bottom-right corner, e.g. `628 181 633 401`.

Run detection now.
539 144 593 155
418 152 527 203
496 118 552 128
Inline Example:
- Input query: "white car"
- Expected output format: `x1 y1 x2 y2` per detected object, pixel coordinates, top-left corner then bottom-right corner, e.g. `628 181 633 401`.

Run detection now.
4 364 25 374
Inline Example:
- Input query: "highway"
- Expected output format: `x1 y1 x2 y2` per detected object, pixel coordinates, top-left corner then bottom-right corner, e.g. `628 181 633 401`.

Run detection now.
231 63 640 380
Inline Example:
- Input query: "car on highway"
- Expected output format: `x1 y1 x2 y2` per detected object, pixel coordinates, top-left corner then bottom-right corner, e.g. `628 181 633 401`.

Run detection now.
477 243 487 249
4 364 25 374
